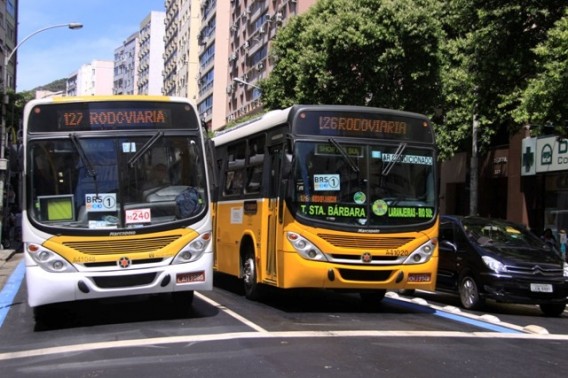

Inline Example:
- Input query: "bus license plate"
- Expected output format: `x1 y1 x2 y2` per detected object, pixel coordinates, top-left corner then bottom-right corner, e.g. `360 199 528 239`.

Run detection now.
530 283 553 293
177 271 205 284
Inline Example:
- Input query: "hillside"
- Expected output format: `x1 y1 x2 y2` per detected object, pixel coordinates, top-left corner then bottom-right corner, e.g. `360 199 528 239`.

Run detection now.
34 78 67 93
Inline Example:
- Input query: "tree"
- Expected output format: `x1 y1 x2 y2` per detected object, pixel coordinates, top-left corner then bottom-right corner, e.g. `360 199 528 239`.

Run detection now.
261 0 443 116
435 0 567 158
514 8 568 131
5 90 34 144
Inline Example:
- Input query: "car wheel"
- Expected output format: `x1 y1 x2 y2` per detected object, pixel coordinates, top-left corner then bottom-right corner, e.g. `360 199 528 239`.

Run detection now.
243 252 263 300
539 303 566 317
458 275 484 310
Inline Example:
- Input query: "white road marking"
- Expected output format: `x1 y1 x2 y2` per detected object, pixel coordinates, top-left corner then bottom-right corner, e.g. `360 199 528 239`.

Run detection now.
1 329 568 362
1 291 566 363
194 292 268 333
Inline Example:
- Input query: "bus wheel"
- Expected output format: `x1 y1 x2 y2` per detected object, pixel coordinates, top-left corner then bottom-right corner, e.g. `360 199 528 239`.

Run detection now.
360 290 386 307
243 253 263 300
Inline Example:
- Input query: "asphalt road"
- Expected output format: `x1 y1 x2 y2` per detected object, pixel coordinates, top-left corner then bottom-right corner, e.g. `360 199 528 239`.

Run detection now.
0 264 567 377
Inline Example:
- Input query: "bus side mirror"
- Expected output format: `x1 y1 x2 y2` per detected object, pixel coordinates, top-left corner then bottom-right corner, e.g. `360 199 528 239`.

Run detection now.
282 153 292 178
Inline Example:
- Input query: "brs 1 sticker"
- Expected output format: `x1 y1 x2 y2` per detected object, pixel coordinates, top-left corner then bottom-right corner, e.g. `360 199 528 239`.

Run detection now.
313 174 340 191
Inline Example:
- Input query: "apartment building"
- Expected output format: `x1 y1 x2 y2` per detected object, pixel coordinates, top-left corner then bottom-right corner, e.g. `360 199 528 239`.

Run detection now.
66 60 113 96
195 0 231 130
1 0 17 92
137 11 166 95
163 0 198 101
113 32 139 95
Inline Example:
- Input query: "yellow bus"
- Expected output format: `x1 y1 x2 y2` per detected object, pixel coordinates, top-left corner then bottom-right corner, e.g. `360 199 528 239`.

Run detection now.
212 105 438 303
21 96 214 322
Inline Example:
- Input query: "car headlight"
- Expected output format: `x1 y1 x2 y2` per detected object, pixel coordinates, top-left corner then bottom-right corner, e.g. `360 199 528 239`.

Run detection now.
172 231 211 265
286 232 328 261
482 255 505 273
403 238 437 265
27 243 76 273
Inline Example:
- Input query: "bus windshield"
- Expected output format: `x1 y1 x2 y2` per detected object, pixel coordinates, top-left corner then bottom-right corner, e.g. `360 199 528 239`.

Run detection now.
29 134 207 230
290 140 436 227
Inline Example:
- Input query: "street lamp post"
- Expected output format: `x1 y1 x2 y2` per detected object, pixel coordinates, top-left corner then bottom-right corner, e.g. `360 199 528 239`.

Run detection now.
470 113 479 216
0 22 83 249
233 77 261 90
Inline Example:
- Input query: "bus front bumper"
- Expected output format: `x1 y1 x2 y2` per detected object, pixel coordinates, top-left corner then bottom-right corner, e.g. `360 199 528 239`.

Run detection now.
26 253 213 308
280 251 436 292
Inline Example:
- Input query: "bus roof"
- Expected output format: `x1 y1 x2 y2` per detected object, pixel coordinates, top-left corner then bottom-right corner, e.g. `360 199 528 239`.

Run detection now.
213 107 292 146
27 95 193 106
213 105 433 146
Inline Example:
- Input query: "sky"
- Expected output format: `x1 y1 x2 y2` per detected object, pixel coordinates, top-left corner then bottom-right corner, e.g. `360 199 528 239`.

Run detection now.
16 0 165 91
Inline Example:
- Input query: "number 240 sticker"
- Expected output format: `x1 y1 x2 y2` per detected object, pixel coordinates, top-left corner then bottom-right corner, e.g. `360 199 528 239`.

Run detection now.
125 208 151 224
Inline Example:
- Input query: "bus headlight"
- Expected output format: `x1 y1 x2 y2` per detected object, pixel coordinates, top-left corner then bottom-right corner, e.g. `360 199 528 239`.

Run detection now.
172 231 211 265
403 238 437 265
286 232 328 261
27 243 76 273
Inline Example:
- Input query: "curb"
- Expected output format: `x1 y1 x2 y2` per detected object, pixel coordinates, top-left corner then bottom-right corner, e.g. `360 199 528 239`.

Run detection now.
0 249 18 263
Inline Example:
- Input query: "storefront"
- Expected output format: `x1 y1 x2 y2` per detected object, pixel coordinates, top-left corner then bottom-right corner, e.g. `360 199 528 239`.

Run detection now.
522 135 568 240
439 130 532 230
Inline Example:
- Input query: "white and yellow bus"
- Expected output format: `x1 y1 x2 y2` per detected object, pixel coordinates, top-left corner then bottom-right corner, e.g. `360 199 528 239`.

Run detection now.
213 105 438 303
21 96 214 322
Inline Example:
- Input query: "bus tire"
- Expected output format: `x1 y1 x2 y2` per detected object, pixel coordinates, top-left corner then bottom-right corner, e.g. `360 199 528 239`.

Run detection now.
243 252 263 301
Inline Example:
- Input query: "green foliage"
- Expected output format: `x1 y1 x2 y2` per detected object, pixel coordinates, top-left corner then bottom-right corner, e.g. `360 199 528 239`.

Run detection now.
2 90 32 145
224 112 266 130
261 0 568 160
513 8 568 132
435 0 567 158
261 0 443 116
35 78 67 93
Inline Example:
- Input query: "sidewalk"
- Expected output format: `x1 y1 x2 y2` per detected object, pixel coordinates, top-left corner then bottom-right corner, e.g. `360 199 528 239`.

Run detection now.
0 249 23 292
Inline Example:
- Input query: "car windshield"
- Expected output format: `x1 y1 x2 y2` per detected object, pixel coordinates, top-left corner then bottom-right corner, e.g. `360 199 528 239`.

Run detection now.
28 135 207 230
288 140 436 228
461 218 545 248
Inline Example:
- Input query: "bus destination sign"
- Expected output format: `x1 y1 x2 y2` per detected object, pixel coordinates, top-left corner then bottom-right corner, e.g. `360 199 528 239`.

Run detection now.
28 101 199 132
293 109 434 143
59 109 171 130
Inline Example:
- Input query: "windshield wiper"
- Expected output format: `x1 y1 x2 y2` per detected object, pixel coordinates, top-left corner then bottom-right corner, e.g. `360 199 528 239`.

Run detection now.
329 138 359 173
128 131 164 168
70 133 97 178
70 133 100 197
382 142 407 176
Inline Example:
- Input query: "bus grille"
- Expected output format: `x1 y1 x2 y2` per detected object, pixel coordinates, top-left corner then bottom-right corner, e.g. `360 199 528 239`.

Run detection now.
317 234 413 249
91 273 157 288
62 235 182 255
338 269 393 282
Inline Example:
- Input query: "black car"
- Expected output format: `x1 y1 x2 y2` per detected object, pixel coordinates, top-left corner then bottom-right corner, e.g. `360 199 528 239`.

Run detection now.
437 215 568 316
